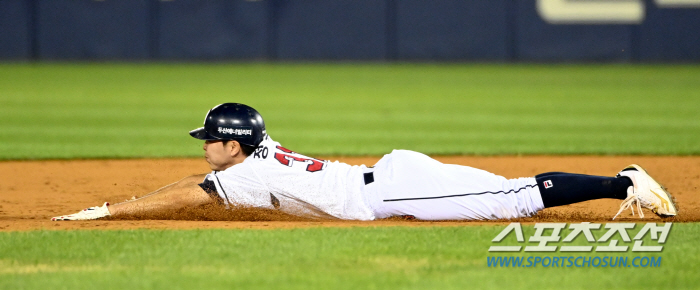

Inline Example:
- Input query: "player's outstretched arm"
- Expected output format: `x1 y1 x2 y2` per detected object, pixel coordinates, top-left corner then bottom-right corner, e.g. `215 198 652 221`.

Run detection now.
52 174 214 221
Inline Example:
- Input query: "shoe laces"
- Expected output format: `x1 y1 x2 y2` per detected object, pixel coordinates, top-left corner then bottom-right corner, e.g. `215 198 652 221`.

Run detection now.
612 188 652 220
613 195 644 220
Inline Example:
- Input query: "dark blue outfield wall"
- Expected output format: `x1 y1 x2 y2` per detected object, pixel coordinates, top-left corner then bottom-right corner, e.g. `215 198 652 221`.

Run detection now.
1 0 699 61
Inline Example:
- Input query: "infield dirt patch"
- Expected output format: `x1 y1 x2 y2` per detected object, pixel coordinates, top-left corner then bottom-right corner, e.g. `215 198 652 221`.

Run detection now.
1 156 698 231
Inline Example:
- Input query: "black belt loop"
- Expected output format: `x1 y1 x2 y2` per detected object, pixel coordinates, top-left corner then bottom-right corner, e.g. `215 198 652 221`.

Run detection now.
364 172 374 185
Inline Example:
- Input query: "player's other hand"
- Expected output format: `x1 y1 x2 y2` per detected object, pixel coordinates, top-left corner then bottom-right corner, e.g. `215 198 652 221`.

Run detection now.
51 202 111 221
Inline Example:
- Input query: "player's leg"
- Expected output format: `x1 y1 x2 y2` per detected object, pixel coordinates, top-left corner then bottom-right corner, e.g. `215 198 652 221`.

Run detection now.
535 164 678 219
369 151 677 220
368 150 545 220
534 172 630 208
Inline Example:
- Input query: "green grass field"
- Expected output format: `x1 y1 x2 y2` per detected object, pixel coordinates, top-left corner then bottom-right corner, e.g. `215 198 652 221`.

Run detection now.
1 63 698 289
2 225 698 290
0 63 698 159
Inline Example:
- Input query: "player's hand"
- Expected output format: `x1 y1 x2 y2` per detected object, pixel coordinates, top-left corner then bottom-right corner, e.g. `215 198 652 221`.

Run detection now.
51 202 111 221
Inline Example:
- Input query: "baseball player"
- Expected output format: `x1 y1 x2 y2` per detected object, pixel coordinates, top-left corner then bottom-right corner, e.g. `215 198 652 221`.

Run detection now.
52 103 678 221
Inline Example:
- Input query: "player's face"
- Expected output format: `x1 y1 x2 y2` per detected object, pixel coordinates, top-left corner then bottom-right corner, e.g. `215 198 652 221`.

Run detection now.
203 140 236 171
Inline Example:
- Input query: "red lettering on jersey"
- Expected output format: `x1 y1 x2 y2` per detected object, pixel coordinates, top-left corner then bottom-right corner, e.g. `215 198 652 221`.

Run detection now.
274 152 292 166
276 146 295 153
273 147 325 172
305 157 325 172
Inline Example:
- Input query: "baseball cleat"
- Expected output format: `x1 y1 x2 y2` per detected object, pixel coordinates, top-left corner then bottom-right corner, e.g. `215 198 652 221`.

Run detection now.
613 164 678 220
51 202 111 221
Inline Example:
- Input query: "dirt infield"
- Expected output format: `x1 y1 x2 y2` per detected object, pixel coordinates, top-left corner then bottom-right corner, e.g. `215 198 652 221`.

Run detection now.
1 156 698 231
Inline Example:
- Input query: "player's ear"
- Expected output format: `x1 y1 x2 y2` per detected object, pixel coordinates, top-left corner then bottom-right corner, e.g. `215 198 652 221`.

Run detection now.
228 140 242 157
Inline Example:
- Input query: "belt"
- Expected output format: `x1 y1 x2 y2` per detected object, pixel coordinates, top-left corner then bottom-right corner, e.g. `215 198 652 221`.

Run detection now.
363 171 374 185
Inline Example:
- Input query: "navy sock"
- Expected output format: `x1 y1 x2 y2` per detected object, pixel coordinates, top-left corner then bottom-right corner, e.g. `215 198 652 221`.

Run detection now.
535 172 632 208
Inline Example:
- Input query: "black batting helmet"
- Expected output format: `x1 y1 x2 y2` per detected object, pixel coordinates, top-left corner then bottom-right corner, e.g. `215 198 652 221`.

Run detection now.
189 103 266 147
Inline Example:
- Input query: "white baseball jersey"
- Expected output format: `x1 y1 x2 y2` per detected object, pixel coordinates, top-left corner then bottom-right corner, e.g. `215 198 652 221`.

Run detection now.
204 135 376 220
204 135 545 220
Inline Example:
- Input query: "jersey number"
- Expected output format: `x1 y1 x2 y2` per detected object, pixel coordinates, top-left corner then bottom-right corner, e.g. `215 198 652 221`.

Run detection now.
274 146 325 172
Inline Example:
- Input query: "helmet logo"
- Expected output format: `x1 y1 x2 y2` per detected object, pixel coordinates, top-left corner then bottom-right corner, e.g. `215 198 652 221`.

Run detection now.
217 127 253 136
